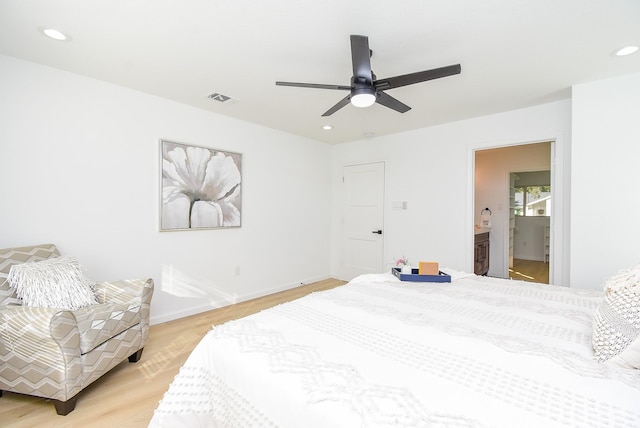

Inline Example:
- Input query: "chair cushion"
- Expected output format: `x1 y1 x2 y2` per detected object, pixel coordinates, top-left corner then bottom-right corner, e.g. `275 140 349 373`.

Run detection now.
74 302 141 354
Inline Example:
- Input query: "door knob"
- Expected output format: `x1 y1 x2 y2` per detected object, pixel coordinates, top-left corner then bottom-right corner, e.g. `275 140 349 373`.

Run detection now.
371 230 382 235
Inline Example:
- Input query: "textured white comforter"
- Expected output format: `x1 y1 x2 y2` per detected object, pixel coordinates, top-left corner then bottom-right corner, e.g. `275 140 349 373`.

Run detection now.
149 271 640 427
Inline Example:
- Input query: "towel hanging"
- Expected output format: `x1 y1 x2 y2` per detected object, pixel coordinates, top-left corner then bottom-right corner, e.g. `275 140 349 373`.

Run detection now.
480 207 492 229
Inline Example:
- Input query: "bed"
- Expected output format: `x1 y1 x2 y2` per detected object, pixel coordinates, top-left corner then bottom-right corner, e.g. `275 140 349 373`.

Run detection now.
149 270 640 427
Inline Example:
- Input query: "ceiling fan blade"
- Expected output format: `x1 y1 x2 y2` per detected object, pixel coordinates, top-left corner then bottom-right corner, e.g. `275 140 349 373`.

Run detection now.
275 81 351 90
375 64 461 91
375 91 411 113
350 35 372 82
322 95 351 116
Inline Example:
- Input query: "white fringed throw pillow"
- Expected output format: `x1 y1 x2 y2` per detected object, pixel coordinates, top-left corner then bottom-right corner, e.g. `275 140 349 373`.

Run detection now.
592 265 640 369
7 256 97 310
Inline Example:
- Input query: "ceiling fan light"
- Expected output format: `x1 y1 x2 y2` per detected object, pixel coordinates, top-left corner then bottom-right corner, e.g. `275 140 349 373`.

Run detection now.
351 90 376 108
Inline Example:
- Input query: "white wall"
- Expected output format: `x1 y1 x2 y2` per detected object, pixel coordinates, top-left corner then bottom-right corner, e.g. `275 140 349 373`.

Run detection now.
571 72 640 290
474 143 551 277
0 55 332 324
330 100 572 285
513 216 550 262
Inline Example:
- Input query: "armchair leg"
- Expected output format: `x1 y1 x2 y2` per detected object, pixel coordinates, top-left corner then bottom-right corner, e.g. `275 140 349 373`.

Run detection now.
53 397 77 415
128 348 144 362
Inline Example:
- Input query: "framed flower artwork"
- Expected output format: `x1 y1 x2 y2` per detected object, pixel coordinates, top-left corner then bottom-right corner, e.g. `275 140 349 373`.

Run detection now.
160 139 242 231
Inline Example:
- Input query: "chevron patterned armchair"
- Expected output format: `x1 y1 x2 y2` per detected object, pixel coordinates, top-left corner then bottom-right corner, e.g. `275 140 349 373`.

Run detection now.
0 244 154 415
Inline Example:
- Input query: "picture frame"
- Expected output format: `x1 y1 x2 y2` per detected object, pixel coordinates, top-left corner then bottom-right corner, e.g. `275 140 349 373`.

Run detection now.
160 139 242 231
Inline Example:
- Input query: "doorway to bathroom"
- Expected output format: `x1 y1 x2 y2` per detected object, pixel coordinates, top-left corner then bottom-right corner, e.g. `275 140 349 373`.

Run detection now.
474 141 552 284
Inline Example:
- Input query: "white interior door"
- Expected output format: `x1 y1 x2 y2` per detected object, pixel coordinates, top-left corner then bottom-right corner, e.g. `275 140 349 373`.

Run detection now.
342 162 385 280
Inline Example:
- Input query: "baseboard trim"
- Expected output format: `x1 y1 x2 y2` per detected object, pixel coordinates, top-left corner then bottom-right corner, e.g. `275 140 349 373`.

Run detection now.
149 274 330 325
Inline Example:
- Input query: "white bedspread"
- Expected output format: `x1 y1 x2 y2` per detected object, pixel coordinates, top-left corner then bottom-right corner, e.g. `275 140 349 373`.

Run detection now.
149 272 640 427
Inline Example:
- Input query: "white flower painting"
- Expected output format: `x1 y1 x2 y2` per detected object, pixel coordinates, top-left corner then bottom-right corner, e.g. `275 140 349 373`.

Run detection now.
161 140 242 230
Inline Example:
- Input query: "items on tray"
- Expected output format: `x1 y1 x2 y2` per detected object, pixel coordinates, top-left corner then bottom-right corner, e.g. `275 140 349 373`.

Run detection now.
419 261 439 275
392 260 451 283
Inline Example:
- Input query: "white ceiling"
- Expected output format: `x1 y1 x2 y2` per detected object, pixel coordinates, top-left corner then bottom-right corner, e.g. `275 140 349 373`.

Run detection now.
1 0 639 144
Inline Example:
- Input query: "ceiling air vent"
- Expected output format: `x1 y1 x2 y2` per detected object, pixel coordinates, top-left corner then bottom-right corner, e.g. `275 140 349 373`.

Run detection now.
207 92 237 104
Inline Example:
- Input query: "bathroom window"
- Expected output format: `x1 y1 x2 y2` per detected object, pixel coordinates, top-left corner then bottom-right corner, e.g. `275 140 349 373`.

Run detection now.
513 186 551 216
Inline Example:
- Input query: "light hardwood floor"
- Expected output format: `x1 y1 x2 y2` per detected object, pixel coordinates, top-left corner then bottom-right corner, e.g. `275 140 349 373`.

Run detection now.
0 278 346 427
509 258 549 284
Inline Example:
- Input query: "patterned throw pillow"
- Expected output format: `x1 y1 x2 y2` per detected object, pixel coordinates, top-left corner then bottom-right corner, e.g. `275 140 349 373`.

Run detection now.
7 256 97 310
592 266 640 368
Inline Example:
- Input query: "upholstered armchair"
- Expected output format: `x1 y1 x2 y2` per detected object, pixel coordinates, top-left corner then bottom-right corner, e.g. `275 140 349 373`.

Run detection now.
0 244 154 415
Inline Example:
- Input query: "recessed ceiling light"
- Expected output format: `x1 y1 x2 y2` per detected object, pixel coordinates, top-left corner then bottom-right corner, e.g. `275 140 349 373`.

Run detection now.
322 125 333 130
614 45 638 56
40 27 70 41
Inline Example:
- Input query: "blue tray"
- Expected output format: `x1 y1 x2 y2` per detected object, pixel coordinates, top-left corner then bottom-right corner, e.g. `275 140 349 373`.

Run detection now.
392 267 451 283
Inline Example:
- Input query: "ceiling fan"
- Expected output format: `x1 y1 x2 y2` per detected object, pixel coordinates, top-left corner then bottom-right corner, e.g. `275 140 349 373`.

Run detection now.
275 35 461 117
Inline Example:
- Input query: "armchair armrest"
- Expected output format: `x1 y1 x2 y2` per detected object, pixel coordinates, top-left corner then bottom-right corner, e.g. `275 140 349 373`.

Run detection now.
0 306 82 401
93 278 154 345
93 278 154 306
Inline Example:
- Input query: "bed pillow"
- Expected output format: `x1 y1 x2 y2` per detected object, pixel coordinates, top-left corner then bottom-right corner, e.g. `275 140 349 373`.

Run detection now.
7 256 97 310
592 266 640 369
